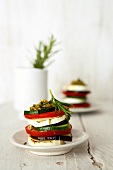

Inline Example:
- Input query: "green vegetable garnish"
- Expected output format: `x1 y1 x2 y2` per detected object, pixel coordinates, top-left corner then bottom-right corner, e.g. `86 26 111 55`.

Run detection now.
49 90 72 118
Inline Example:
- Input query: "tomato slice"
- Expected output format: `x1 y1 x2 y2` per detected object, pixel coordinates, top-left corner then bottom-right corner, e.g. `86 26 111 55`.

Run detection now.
63 91 90 97
72 103 90 108
24 110 65 119
25 124 72 137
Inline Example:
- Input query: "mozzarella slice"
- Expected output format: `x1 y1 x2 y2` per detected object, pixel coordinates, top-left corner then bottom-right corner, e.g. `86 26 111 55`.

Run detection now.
66 85 88 91
28 136 65 146
26 114 66 127
63 97 86 104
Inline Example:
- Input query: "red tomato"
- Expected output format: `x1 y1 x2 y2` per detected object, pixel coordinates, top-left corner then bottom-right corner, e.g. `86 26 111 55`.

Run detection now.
24 110 65 119
25 124 72 137
72 103 90 108
63 91 90 97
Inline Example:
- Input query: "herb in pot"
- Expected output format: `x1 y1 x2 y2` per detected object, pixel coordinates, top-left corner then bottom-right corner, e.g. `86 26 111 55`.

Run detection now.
33 35 59 69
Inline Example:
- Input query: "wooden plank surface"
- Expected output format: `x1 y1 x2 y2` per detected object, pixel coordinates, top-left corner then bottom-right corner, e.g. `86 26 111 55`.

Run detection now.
80 102 113 170
0 102 113 170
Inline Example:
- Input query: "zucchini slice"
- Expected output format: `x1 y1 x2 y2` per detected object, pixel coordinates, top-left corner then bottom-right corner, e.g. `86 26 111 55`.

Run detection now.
24 107 56 115
34 123 70 131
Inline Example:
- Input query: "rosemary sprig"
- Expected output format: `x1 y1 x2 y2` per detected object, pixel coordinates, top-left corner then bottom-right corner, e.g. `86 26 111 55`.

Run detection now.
33 35 59 69
49 90 72 117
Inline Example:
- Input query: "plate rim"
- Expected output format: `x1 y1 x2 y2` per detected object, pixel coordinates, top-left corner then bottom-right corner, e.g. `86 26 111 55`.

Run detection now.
10 129 89 151
70 105 99 113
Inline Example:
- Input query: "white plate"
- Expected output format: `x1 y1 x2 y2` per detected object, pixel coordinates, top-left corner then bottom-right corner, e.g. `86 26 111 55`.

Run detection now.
10 129 89 156
70 105 99 113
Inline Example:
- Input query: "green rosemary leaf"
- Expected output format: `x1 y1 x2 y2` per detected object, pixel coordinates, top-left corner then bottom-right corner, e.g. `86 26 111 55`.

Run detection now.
33 35 59 69
49 90 72 117
56 101 71 117
55 99 71 107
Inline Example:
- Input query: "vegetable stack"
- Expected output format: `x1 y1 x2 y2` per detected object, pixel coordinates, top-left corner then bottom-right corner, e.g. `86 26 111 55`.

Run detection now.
24 90 72 146
63 79 90 108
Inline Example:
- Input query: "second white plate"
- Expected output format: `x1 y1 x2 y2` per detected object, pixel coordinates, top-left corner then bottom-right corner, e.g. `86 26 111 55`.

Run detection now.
70 104 99 113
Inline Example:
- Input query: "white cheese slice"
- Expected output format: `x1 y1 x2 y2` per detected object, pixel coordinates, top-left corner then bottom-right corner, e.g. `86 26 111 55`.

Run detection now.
66 85 88 91
28 136 65 146
26 115 66 127
63 97 86 104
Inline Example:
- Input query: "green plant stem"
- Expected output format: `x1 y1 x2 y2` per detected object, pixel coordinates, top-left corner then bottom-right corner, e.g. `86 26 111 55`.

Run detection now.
33 35 59 69
49 90 72 117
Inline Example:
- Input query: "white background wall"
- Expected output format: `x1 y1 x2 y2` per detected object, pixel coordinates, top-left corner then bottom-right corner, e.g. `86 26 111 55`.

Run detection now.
0 0 113 103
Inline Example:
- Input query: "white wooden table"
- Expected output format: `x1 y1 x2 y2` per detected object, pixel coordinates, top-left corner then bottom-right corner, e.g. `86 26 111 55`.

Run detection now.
0 101 113 170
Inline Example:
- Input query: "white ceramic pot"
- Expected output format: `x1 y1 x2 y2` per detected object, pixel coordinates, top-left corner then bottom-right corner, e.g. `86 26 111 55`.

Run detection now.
14 67 48 120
